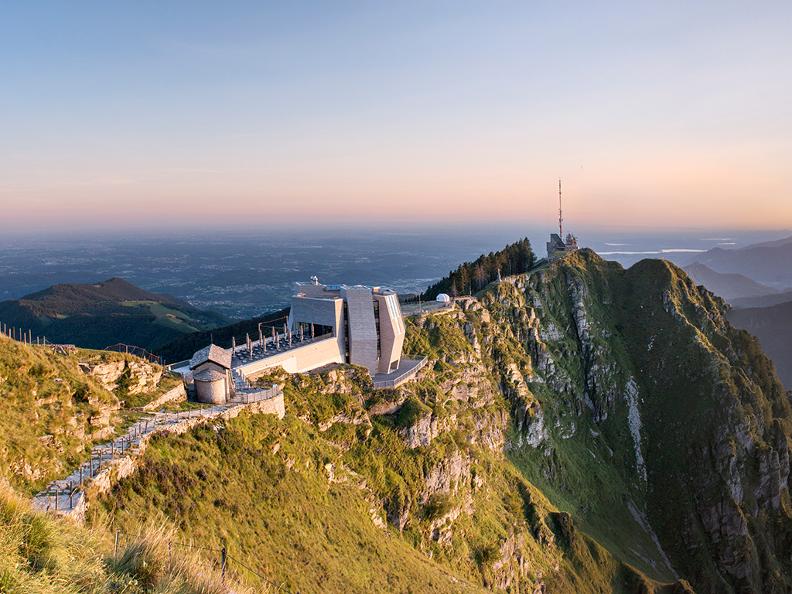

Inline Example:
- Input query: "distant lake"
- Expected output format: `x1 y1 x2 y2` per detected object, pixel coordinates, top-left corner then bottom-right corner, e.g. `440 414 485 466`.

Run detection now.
0 226 781 319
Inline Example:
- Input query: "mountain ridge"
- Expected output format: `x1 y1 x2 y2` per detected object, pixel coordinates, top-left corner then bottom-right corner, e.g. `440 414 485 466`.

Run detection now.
683 262 777 302
688 235 792 288
0 277 228 352
2 244 791 592
83 248 792 593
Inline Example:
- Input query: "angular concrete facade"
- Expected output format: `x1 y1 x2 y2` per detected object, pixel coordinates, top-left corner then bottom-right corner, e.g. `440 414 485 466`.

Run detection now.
181 280 413 388
287 281 406 376
374 291 405 373
342 285 380 374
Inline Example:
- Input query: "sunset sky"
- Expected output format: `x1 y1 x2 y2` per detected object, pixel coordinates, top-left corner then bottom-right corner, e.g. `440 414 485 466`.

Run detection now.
2 2 791 232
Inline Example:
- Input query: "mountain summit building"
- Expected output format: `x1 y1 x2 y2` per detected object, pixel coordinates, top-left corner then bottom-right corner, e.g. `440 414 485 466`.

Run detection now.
546 232 579 261
175 279 426 399
287 280 406 376
546 179 579 261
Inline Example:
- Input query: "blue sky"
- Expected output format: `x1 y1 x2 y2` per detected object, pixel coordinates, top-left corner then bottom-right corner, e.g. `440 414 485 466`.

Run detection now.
1 2 791 231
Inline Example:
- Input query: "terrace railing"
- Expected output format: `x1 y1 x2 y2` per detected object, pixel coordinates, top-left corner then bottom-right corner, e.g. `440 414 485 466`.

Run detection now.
372 356 429 389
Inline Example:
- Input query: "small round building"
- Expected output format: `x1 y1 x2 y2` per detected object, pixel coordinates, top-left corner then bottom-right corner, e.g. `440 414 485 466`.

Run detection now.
188 344 233 404
193 369 228 404
436 293 451 303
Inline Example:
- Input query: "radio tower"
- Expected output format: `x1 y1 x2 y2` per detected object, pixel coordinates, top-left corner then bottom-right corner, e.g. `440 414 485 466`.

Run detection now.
558 178 563 238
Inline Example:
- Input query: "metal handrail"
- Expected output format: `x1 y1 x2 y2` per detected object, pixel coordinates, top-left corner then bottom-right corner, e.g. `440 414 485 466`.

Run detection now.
372 357 428 389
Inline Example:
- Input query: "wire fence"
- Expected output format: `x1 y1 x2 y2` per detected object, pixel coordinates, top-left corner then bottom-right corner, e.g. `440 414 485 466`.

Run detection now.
104 342 164 364
0 324 165 368
0 322 51 346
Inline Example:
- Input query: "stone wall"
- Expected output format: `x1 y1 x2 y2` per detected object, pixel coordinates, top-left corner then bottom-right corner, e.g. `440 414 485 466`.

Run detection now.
141 383 186 411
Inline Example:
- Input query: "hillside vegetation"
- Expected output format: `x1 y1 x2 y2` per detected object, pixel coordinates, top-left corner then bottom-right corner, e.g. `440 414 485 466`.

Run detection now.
423 238 535 299
0 481 253 593
95 248 792 593
0 334 178 493
3 243 792 593
0 277 228 353
93 374 671 593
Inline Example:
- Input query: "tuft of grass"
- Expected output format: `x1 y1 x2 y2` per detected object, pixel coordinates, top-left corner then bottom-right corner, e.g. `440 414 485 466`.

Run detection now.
0 479 250 594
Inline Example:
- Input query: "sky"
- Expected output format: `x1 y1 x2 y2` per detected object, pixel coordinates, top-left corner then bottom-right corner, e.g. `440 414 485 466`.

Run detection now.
1 1 791 233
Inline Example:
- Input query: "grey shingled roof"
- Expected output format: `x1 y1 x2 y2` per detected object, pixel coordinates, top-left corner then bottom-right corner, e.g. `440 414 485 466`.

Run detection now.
189 344 232 370
193 368 227 382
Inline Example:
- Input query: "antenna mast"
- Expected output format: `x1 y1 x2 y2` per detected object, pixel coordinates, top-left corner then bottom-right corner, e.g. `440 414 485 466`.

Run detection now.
558 178 563 238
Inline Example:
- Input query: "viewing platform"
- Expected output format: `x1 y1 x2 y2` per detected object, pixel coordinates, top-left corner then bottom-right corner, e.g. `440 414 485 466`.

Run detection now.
372 356 428 389
230 331 333 368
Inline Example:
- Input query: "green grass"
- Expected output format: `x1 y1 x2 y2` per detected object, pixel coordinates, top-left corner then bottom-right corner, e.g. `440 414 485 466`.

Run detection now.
92 355 670 593
0 481 254 594
0 336 185 494
123 372 183 409
8 246 775 593
92 412 484 594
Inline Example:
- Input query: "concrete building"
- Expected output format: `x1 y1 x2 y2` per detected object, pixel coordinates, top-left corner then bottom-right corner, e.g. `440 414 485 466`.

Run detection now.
176 279 423 392
189 344 233 404
287 280 405 375
546 232 579 261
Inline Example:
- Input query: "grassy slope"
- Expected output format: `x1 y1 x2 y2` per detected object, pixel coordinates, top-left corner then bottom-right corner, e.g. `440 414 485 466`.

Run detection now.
0 335 179 494
0 336 244 592
478 250 792 592
0 482 253 594
0 335 122 493
618 258 792 591
92 413 484 594
472 258 678 582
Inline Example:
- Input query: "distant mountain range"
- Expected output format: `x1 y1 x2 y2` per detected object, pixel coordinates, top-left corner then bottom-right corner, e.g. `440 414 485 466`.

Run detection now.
728 301 792 389
0 278 228 352
731 290 792 309
683 262 777 302
691 234 792 289
679 238 792 388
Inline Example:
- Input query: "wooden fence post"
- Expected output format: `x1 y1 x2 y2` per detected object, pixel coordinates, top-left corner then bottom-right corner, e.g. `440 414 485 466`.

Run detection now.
221 544 227 582
114 530 120 557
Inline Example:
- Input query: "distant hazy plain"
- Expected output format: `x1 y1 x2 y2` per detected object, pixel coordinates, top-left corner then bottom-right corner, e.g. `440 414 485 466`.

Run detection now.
0 226 783 319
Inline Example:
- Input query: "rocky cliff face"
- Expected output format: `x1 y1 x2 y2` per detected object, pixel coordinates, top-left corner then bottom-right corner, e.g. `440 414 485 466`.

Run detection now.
0 339 178 493
467 250 792 593
80 357 163 396
371 249 792 592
